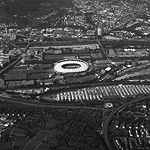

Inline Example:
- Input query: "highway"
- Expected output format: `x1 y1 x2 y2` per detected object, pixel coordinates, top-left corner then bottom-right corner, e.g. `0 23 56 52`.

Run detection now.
101 40 150 47
17 40 150 47
96 38 112 64
0 95 112 111
103 95 150 150
0 43 31 76
0 95 110 150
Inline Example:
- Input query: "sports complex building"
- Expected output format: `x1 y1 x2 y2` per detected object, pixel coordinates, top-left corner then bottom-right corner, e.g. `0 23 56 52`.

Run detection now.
54 59 89 74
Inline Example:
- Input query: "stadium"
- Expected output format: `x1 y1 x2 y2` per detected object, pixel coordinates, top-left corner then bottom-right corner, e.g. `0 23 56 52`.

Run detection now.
54 59 89 74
